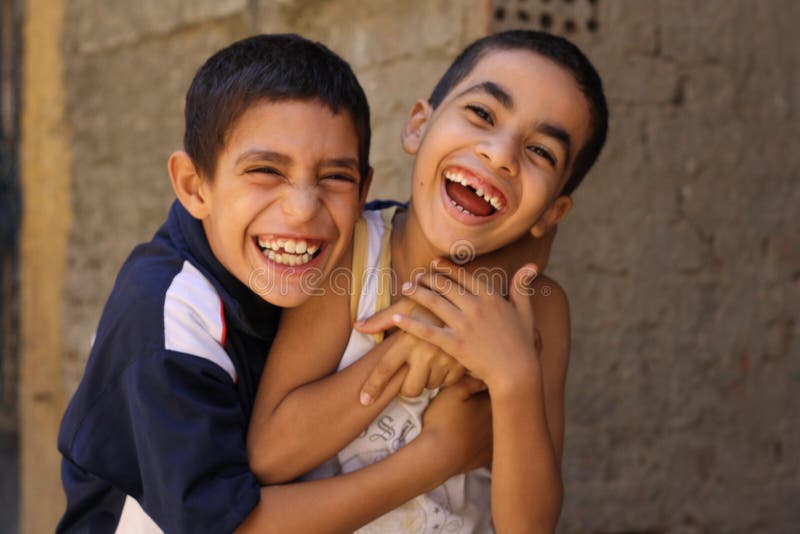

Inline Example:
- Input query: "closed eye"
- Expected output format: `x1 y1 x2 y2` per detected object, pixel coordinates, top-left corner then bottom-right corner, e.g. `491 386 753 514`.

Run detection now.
322 173 357 183
528 145 557 166
466 104 494 126
321 173 359 192
247 166 283 177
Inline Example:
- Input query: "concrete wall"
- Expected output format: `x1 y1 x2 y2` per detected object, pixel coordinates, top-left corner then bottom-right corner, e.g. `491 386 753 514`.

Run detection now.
60 0 488 391
19 0 798 532
506 1 799 531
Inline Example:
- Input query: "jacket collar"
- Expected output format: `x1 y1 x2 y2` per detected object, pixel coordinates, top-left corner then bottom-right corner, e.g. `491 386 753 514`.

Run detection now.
167 200 280 340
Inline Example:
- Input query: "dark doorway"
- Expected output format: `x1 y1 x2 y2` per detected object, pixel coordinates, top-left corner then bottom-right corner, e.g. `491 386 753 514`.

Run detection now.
0 0 22 532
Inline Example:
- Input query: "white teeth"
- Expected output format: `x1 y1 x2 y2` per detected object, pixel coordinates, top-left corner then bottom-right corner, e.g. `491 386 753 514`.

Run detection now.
264 249 314 267
258 238 320 254
454 204 473 216
258 237 320 265
444 170 504 211
444 170 468 186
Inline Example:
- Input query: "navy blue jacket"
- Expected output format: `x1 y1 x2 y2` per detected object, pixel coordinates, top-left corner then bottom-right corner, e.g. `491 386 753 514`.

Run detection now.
57 201 281 533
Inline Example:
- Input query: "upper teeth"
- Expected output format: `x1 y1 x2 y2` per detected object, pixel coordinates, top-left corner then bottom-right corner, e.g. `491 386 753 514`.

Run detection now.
444 170 504 210
257 237 319 257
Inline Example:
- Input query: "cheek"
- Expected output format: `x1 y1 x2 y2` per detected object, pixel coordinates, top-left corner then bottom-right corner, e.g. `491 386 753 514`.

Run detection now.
517 182 550 219
328 196 360 230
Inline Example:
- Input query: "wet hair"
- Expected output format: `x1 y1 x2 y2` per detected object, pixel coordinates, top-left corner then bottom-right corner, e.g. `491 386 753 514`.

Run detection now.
183 33 371 185
429 30 608 196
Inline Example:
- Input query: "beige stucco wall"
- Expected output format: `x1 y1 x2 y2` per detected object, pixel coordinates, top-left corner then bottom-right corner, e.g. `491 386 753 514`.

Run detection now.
19 0 797 532
19 0 69 532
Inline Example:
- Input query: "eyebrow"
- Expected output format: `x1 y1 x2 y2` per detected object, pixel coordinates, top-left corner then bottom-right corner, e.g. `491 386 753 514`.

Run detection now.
235 149 291 167
235 149 359 172
324 157 360 171
456 81 514 110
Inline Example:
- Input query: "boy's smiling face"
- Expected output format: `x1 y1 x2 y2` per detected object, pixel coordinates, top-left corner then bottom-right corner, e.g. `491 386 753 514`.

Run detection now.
181 99 366 307
404 49 592 256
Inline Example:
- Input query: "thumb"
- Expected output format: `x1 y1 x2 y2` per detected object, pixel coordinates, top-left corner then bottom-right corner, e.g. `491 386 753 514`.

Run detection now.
510 263 537 323
354 300 410 334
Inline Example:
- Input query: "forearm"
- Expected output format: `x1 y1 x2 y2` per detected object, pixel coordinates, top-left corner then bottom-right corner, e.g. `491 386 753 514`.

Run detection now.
489 369 562 533
239 432 444 533
248 336 405 483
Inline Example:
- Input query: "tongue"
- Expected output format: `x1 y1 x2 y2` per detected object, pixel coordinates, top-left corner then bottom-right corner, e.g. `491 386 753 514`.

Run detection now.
445 181 494 216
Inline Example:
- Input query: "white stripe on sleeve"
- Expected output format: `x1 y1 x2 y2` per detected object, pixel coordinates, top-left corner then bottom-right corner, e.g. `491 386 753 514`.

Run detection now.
163 261 236 382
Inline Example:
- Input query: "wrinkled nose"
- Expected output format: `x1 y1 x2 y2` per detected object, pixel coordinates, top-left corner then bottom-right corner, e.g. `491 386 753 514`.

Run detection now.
281 186 320 223
476 132 518 176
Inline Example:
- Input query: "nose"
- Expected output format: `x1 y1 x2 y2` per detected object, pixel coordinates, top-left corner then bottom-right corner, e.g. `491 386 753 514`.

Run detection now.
476 131 518 176
281 185 321 223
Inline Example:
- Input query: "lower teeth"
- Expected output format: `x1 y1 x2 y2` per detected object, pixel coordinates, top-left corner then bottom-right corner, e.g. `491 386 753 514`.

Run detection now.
264 249 313 266
450 199 473 216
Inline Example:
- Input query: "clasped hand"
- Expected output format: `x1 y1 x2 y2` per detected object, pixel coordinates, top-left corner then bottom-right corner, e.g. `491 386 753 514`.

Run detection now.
356 259 542 401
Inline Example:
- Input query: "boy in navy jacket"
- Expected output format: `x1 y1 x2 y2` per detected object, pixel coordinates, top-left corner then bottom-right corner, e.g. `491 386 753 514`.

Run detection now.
57 34 493 533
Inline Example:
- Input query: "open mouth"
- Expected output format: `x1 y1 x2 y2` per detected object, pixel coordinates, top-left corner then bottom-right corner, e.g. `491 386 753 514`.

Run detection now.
443 168 506 217
256 236 324 267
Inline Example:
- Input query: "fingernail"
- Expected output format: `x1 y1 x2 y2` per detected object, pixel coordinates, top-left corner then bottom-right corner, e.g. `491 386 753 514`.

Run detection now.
402 281 412 292
360 392 373 406
354 319 364 326
392 313 402 323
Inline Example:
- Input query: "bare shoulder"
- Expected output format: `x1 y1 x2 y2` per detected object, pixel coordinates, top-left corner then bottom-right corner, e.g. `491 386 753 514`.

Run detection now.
530 274 569 319
529 274 570 365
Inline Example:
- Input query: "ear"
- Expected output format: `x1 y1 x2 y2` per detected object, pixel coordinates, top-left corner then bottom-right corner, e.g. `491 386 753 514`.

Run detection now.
530 196 573 238
358 167 374 211
168 150 211 220
401 100 433 155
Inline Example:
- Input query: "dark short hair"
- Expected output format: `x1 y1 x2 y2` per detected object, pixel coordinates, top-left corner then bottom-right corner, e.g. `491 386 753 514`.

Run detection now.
429 30 608 196
184 34 371 185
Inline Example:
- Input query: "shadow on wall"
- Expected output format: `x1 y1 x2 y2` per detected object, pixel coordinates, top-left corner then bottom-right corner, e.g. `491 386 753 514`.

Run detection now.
0 431 19 534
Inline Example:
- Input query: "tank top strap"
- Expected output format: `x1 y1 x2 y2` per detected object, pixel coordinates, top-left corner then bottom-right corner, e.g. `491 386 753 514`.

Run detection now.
372 206 397 343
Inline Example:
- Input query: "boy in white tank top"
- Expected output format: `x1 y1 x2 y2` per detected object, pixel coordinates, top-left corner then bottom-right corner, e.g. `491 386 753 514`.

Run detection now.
249 30 608 532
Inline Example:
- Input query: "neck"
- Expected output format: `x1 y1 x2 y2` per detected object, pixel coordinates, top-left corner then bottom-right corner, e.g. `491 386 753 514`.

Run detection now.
391 201 445 284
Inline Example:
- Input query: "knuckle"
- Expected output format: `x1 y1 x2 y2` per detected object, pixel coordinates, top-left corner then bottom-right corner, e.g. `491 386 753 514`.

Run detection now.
376 362 396 378
424 346 440 362
401 384 422 398
438 354 456 368
418 323 434 337
462 298 482 318
413 288 434 306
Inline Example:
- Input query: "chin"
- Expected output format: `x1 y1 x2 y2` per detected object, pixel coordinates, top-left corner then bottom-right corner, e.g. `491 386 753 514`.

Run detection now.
257 288 315 308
